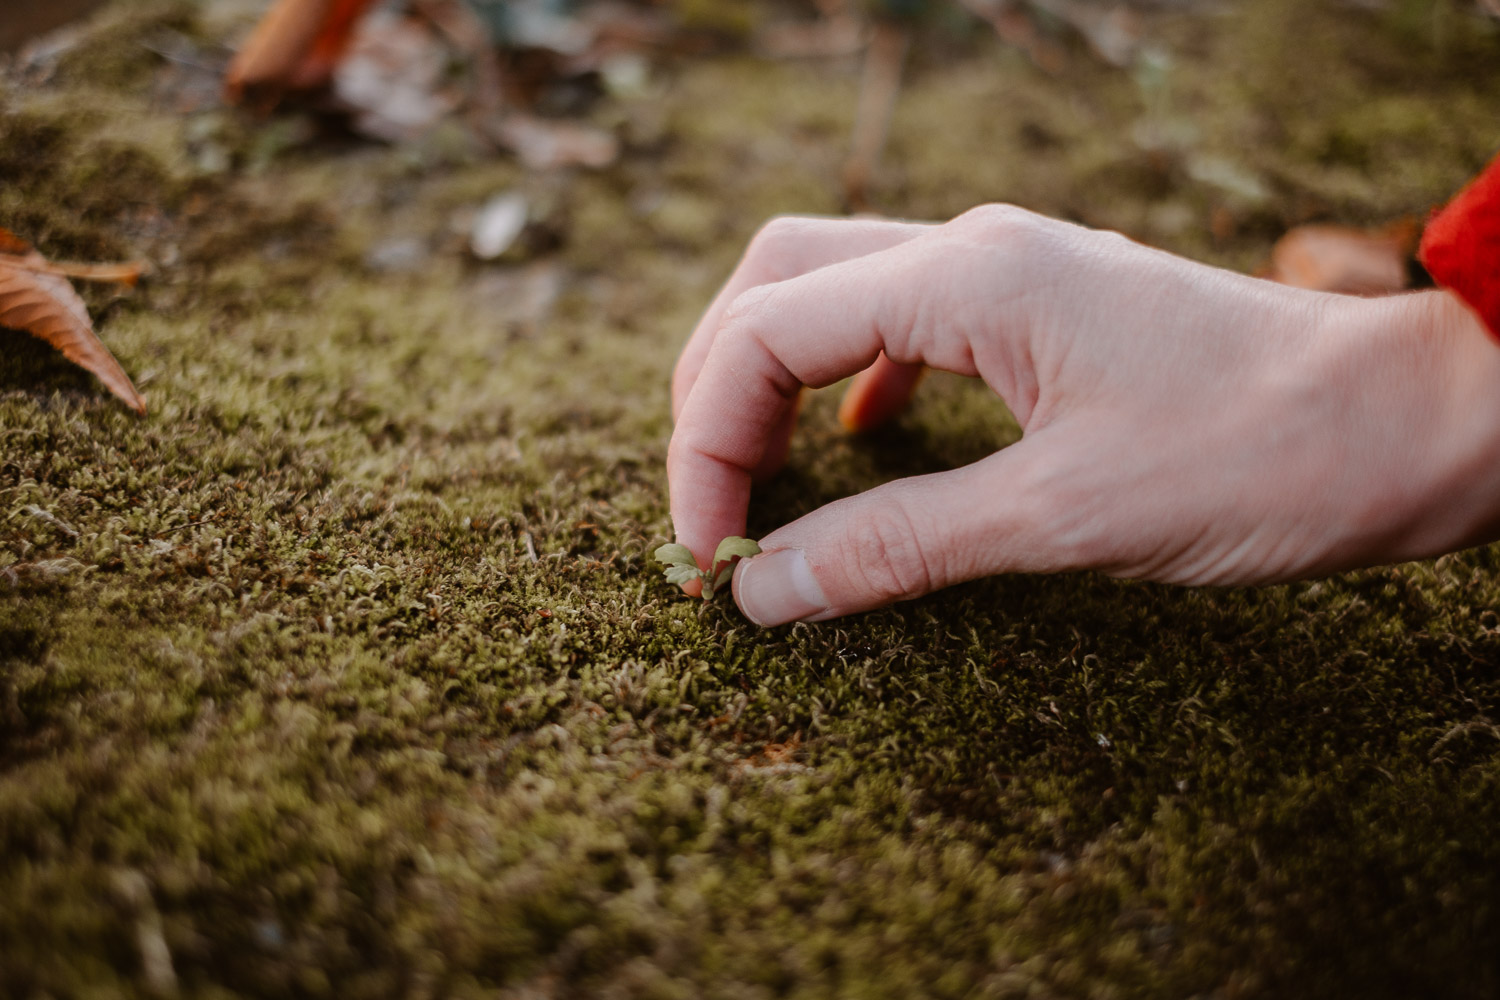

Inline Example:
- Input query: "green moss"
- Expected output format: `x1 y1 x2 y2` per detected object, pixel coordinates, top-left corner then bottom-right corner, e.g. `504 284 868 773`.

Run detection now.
671 0 761 40
3 1 1500 997
50 0 198 90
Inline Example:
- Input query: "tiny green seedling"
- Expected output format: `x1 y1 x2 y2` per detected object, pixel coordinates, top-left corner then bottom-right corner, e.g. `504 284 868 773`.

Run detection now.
654 536 761 600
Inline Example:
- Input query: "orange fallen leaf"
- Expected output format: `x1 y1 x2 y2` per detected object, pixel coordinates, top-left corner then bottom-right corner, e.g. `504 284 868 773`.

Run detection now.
8 256 146 286
0 229 147 415
299 0 382 88
225 0 379 109
0 229 33 256
1261 219 1417 296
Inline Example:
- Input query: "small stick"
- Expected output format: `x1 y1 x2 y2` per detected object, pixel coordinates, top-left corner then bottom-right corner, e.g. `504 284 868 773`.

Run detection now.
842 19 910 213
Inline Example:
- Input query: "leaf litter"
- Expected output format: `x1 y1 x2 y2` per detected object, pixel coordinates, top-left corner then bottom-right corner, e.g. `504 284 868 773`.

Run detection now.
332 7 463 142
225 0 378 109
0 227 146 414
221 0 638 165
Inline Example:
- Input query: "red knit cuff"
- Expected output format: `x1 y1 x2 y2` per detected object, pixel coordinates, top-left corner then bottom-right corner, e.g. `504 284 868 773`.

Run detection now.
1419 152 1500 339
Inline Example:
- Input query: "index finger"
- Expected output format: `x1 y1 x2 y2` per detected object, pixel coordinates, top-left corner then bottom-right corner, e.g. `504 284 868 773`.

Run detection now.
672 216 931 420
668 227 990 563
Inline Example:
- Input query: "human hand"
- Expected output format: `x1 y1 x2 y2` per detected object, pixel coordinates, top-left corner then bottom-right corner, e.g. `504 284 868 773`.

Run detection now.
668 206 1500 625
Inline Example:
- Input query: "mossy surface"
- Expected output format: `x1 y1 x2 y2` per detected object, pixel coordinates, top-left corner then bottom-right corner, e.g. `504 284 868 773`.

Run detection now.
3 1 1500 997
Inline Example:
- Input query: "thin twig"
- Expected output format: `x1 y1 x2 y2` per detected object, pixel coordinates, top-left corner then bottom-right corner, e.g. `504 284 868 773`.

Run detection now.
842 20 909 213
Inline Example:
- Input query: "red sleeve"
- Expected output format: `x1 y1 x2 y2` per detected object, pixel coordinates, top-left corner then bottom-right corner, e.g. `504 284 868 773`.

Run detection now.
1419 152 1500 339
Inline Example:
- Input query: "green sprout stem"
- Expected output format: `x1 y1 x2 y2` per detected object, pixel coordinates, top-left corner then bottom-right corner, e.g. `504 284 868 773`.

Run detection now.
654 536 761 600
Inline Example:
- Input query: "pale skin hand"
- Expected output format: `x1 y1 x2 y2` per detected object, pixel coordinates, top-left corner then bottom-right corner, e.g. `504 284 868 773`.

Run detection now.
668 205 1500 626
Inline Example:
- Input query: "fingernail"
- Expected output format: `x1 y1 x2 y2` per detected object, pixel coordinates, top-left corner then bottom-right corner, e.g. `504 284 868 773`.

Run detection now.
735 548 829 626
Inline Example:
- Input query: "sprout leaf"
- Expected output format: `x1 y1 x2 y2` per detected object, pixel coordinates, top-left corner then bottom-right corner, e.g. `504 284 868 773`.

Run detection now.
663 564 700 586
713 536 761 565
655 535 761 602
653 543 696 567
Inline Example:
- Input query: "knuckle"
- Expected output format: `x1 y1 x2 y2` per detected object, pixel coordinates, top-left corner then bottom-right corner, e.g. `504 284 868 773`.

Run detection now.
719 283 777 332
841 502 938 603
939 204 1050 296
950 203 1038 240
947 204 1060 279
665 431 691 478
745 215 817 276
1079 226 1143 272
666 423 716 478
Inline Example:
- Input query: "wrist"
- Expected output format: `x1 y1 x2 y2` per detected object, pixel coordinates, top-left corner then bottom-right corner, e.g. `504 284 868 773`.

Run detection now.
1354 289 1500 563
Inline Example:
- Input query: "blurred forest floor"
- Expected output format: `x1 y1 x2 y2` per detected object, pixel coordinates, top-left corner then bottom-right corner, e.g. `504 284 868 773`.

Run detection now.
2 1 1499 997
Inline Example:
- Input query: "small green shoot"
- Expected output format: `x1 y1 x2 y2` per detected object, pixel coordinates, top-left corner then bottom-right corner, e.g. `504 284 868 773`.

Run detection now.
654 536 761 599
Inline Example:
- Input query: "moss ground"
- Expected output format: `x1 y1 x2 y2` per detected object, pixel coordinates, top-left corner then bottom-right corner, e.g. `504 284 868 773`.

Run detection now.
3 1 1500 996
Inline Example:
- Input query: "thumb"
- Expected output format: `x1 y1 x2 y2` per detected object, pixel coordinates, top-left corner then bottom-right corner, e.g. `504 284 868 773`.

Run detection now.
732 442 1055 625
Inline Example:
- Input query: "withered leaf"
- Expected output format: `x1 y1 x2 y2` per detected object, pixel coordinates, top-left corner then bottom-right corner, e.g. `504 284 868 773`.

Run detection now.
0 233 146 415
332 10 460 143
1261 219 1417 296
226 0 379 108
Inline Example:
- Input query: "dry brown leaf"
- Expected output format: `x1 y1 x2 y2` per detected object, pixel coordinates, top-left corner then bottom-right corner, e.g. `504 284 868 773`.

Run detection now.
332 10 460 142
30 260 147 285
4 255 147 286
225 0 379 109
0 228 35 256
411 0 503 119
226 0 335 103
1261 219 1417 296
0 231 146 415
228 0 506 141
0 227 147 285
